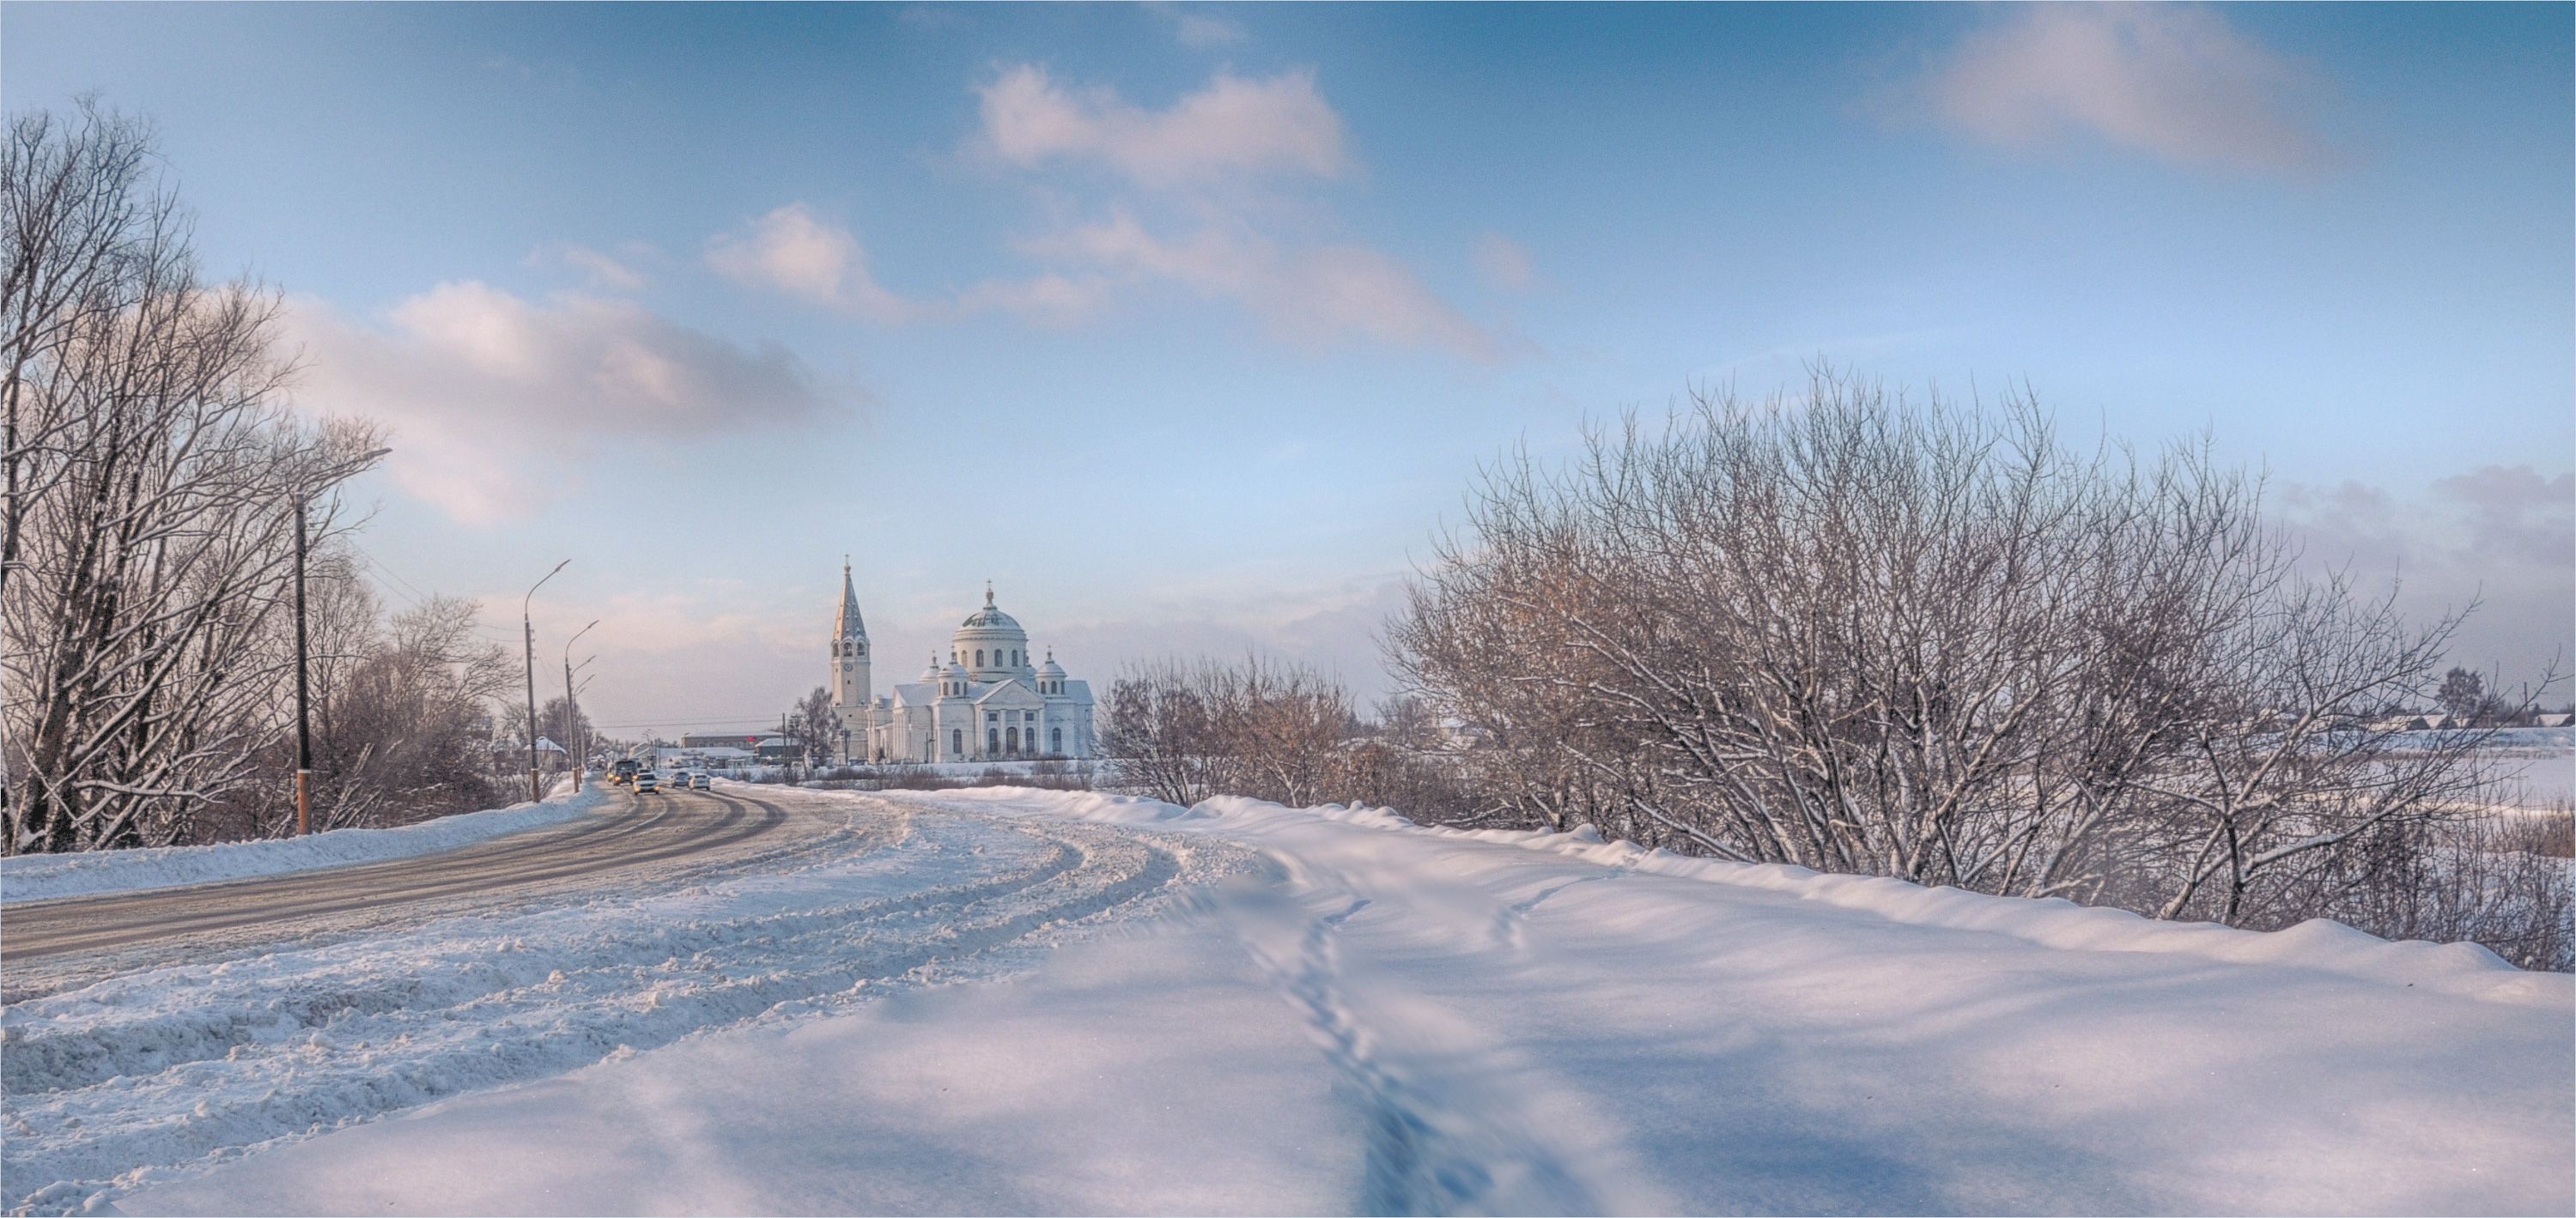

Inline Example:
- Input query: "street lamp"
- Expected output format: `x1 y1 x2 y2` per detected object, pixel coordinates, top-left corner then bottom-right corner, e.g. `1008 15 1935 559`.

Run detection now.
523 559 569 803
562 619 598 791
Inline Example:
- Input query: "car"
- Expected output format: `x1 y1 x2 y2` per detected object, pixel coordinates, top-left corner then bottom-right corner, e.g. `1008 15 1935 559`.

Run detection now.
635 770 659 792
690 773 712 791
671 769 693 787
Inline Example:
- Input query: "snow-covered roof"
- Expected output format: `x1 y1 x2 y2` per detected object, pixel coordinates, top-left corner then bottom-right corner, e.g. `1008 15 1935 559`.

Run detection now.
974 680 1044 707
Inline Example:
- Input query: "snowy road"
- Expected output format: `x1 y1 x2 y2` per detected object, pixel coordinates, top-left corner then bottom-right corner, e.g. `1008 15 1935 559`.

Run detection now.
6 785 2570 1216
4 789 823 988
2 786 1247 1215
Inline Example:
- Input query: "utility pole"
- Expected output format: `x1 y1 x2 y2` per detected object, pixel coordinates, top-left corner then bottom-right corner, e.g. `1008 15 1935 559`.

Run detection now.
284 446 387 836
292 493 312 835
523 559 568 803
563 618 598 792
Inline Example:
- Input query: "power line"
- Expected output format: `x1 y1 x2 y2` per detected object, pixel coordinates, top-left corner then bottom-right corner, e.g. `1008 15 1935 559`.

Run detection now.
350 550 528 639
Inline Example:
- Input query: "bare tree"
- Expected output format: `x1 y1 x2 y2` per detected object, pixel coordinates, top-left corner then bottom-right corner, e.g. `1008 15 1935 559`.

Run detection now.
1102 657 1224 806
1392 370 2537 936
1103 652 1471 814
787 685 838 773
1 100 386 852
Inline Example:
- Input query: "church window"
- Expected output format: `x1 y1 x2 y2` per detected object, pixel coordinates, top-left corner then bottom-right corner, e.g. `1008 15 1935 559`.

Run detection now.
1006 726 1019 753
987 712 998 723
1051 727 1062 754
950 729 962 755
987 728 999 754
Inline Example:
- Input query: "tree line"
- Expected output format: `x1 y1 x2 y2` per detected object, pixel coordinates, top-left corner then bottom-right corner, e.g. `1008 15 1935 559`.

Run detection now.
3 101 524 852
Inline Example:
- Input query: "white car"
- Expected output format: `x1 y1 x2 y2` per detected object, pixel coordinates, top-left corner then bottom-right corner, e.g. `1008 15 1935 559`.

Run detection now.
635 771 659 792
690 773 712 791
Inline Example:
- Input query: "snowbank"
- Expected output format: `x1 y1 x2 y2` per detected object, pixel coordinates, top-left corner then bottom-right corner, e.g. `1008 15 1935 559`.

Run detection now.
118 919 1361 1218
928 785 2563 1008
33 784 2573 1216
906 785 2573 1215
1 783 610 905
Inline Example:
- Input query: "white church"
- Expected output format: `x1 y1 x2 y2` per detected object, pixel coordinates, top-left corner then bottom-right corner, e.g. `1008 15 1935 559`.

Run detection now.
826 562 1097 764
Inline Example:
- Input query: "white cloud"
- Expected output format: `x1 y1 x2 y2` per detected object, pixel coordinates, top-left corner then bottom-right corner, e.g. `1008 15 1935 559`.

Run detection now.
1024 213 1500 359
284 283 834 521
709 201 1118 326
1165 8 1248 48
706 203 920 320
1918 3 2334 175
976 64 1346 186
970 62 1506 360
1472 232 1536 292
535 243 650 293
1261 245 1497 357
951 271 1115 326
2279 465 2573 688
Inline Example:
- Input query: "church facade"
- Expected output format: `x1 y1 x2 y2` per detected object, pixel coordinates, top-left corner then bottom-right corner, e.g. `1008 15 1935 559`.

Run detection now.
826 563 1097 764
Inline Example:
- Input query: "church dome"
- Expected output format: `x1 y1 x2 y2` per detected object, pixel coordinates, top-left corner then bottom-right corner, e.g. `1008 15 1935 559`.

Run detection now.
1037 652 1066 679
961 603 1022 632
920 655 940 682
951 584 1035 682
957 584 1026 639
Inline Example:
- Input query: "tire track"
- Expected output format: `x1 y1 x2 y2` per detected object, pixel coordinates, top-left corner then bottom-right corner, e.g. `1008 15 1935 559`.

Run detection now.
2 790 824 1000
3 796 1231 1216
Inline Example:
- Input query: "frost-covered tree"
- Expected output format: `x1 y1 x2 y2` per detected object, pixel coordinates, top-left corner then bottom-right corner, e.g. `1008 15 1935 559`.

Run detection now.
2 100 386 851
1393 370 2543 932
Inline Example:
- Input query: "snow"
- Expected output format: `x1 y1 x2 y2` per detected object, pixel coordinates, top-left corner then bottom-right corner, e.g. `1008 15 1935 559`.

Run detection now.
77 785 2573 1217
118 922 1360 1217
0 784 608 906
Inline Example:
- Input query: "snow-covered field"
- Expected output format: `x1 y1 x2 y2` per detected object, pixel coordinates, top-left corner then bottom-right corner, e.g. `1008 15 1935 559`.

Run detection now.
9 786 2569 1215
0 783 603 905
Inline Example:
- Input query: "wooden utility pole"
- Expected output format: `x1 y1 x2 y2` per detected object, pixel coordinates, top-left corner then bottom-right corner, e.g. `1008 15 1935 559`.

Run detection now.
293 494 311 834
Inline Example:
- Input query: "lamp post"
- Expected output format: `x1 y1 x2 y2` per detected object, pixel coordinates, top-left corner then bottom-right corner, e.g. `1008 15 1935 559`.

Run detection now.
562 619 598 791
523 559 568 803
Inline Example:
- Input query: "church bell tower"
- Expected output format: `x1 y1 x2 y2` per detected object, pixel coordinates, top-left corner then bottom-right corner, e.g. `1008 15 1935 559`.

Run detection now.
830 557 872 760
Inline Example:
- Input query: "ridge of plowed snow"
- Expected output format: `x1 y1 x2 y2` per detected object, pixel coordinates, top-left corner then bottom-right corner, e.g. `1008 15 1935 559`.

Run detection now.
928 786 2564 1008
2 785 608 905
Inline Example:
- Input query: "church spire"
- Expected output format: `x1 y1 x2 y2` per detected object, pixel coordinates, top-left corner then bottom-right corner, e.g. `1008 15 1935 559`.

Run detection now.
835 557 867 639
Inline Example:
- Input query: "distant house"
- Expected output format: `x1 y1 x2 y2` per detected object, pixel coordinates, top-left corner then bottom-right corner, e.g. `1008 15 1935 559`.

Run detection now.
2539 712 2573 729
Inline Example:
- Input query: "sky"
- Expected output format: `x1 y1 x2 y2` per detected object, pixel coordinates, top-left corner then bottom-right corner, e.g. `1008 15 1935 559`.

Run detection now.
7 3 2571 735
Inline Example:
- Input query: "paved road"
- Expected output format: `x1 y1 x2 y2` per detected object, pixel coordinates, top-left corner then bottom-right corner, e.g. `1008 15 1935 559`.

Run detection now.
1 786 838 997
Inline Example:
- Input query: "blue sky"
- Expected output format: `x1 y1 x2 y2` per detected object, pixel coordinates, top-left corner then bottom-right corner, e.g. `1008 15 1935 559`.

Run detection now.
9 3 2570 732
